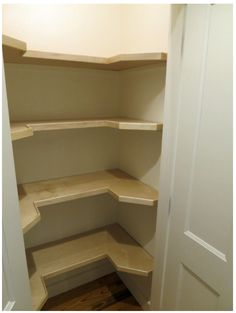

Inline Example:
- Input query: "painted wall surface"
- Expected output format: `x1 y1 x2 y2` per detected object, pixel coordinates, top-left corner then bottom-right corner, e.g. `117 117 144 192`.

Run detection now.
118 64 166 254
5 63 120 185
5 63 120 249
120 5 170 53
2 4 121 57
2 4 170 55
5 64 120 122
24 195 118 248
7 62 166 254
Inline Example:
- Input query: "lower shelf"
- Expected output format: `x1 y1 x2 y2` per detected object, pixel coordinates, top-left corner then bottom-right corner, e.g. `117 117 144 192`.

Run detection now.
26 224 153 310
19 169 158 234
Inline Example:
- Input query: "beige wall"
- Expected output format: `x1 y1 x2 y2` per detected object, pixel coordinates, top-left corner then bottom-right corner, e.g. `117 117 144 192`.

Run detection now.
6 62 120 249
5 64 120 122
6 62 120 184
7 63 166 256
24 195 118 248
2 4 121 57
117 65 166 255
2 4 170 55
121 4 170 53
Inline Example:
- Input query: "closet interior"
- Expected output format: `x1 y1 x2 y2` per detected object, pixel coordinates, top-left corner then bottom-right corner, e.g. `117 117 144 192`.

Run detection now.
3 5 170 310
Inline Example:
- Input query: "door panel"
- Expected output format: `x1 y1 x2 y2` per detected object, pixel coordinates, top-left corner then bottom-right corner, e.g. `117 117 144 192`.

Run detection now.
177 264 219 311
160 4 232 310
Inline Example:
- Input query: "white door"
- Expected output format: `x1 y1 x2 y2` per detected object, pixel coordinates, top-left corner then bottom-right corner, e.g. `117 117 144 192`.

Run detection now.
151 4 232 310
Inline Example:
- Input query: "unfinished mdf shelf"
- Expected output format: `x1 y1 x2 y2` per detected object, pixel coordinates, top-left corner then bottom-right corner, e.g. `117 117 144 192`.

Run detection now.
27 223 153 310
2 34 26 61
10 118 163 141
19 169 158 234
11 123 33 141
3 34 167 70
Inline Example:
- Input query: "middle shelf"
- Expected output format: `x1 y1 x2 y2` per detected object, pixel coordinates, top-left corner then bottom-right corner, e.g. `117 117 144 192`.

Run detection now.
19 169 158 234
11 117 163 141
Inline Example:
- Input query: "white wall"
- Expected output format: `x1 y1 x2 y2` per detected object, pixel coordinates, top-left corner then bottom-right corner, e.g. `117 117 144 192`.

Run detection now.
7 63 166 255
117 64 166 255
2 4 170 55
5 62 120 249
120 4 170 53
5 63 120 184
24 195 118 248
114 62 166 307
5 64 120 122
2 4 121 57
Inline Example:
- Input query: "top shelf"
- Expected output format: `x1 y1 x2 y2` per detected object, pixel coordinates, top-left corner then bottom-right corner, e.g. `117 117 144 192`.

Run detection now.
2 35 167 71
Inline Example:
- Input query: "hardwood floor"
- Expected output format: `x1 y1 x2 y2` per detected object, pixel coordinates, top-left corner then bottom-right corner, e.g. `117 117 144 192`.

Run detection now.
42 273 142 311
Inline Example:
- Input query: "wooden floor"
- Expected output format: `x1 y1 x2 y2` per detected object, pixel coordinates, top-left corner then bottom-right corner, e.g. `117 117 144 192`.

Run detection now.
42 273 142 311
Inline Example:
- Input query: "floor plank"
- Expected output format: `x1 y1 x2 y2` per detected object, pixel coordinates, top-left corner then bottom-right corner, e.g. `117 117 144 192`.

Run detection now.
42 273 142 311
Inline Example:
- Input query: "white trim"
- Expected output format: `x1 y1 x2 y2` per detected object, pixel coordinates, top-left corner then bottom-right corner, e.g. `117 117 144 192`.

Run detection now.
3 301 15 311
184 230 227 262
2 62 32 310
150 5 187 310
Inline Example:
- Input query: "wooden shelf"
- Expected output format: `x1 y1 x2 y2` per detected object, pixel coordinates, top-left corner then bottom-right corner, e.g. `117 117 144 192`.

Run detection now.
2 34 26 61
3 35 167 70
11 123 34 141
11 118 163 141
19 169 158 234
26 223 153 310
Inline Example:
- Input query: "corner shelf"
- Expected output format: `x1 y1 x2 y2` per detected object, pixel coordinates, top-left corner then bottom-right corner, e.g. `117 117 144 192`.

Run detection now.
2 34 26 60
11 118 163 141
11 123 34 141
3 35 167 71
27 223 153 310
19 169 158 234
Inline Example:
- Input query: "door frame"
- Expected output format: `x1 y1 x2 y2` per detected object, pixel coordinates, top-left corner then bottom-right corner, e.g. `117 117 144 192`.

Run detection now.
150 4 186 310
2 63 32 310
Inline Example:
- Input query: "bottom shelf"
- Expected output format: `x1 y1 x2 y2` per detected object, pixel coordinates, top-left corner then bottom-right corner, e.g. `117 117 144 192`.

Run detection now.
42 272 141 311
26 224 153 310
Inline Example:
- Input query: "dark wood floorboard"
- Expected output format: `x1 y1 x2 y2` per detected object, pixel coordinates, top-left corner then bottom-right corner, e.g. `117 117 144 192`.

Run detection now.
42 272 142 311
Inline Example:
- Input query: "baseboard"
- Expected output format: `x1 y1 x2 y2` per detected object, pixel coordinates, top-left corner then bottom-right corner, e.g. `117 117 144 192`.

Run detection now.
45 259 114 298
118 272 152 311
